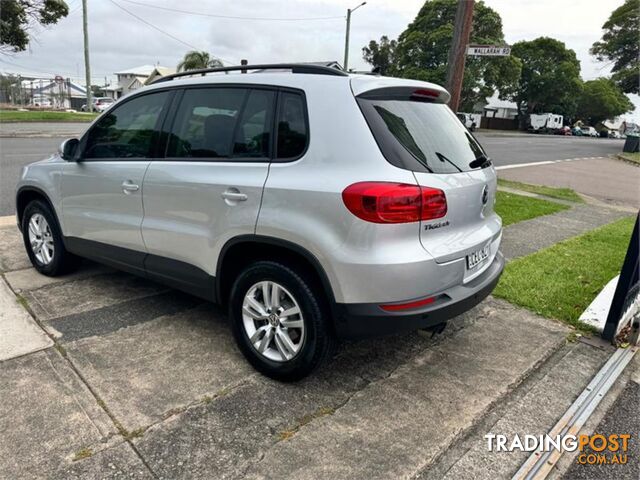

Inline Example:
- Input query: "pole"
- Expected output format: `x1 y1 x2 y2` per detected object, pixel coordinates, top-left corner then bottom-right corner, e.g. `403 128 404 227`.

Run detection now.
82 0 92 112
343 8 352 71
445 0 474 113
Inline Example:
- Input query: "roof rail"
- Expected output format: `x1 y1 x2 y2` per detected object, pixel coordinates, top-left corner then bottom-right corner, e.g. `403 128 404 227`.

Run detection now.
150 63 349 84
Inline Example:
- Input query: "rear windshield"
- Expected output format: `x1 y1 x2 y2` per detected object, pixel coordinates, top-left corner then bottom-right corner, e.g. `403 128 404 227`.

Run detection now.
358 99 487 174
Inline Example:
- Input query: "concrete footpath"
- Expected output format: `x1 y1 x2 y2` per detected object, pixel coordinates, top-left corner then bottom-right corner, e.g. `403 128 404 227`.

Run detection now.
0 198 637 479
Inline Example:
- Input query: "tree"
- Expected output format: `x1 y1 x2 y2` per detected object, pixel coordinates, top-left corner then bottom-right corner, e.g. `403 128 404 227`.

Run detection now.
177 51 223 72
0 0 69 52
363 0 521 111
362 36 397 76
591 0 639 94
502 37 582 127
576 78 634 126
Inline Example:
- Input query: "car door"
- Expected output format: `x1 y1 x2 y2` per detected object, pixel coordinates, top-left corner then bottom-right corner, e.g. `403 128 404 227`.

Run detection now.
140 86 274 293
61 89 172 265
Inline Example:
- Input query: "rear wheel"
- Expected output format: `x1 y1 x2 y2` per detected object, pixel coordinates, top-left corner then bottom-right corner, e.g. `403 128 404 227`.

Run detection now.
21 200 78 276
229 261 335 381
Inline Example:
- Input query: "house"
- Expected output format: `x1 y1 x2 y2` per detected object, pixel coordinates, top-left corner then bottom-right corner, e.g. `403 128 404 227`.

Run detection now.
483 95 518 119
145 66 177 85
21 77 87 109
107 64 169 99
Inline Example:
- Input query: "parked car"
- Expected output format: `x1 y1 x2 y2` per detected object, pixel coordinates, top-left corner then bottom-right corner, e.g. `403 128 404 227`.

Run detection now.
555 126 571 136
456 112 477 131
581 126 599 137
609 130 622 139
31 96 53 108
81 97 114 112
571 126 583 136
15 64 504 380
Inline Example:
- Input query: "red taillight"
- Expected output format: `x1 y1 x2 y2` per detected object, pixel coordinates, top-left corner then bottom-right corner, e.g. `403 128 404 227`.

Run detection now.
342 182 447 224
380 296 436 312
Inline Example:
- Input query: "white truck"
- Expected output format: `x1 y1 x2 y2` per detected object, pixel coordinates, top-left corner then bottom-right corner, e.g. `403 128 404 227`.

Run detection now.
529 113 563 133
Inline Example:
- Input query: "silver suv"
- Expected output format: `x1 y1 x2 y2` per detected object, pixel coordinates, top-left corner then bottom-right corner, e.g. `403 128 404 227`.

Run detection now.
16 64 503 380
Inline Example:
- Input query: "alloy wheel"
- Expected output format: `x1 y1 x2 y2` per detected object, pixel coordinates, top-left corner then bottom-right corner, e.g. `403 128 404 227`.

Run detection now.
28 213 55 265
242 281 306 362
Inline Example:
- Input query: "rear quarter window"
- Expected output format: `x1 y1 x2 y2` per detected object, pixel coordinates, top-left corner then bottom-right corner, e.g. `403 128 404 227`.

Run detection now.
276 91 308 160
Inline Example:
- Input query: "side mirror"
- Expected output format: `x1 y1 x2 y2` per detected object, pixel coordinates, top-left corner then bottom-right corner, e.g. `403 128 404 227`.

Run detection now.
59 138 80 161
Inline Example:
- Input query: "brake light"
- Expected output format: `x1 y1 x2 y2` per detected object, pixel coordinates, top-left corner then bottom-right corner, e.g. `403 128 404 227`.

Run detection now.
342 182 447 223
380 296 436 312
411 88 440 100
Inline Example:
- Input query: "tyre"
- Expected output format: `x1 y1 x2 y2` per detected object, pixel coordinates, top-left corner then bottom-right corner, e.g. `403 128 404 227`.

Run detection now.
229 261 336 381
21 200 78 276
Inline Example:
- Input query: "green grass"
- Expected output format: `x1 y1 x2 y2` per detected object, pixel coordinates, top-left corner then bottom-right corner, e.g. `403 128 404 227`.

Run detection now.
618 152 640 165
495 191 569 227
497 178 584 203
494 216 635 328
0 110 98 122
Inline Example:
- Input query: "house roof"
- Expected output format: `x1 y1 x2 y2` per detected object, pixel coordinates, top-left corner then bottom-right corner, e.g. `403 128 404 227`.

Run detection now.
127 76 148 89
144 66 177 85
114 64 160 76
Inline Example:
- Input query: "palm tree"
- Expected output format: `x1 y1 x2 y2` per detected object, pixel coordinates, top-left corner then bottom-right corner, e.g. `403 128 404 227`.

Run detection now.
177 51 224 72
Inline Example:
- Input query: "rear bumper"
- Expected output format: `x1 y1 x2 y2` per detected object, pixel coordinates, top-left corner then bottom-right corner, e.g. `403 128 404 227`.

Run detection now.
332 251 504 340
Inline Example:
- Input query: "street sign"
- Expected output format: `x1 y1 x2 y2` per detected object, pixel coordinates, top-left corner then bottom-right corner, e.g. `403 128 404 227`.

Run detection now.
467 45 511 56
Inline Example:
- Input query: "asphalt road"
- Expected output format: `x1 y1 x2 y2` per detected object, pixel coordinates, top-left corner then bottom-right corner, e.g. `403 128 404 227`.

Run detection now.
0 125 627 216
476 133 625 165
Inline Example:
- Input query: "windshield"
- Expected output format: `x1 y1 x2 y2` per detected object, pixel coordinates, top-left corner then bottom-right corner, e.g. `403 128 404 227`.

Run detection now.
358 99 487 174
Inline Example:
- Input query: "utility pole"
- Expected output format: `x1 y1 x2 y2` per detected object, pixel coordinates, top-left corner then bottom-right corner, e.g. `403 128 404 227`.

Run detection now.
343 2 366 72
445 0 474 113
82 0 92 112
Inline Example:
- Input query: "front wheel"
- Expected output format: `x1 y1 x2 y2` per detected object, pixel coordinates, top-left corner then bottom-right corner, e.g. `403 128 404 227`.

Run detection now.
229 261 335 381
21 200 78 276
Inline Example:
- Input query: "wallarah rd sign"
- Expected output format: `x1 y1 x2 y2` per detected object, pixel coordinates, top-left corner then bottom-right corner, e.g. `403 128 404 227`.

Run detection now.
467 45 511 56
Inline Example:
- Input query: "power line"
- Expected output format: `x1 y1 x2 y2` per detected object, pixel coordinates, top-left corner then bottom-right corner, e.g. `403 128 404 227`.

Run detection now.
108 0 199 51
119 0 344 21
108 0 235 65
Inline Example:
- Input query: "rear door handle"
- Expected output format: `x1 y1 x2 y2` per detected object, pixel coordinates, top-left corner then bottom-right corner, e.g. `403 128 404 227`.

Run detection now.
122 180 139 194
221 190 248 202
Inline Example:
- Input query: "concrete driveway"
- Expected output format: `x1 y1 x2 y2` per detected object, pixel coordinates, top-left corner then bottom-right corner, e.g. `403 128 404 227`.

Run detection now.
1 210 635 479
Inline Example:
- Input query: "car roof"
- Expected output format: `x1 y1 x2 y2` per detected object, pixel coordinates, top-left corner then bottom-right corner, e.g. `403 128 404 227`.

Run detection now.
139 70 450 102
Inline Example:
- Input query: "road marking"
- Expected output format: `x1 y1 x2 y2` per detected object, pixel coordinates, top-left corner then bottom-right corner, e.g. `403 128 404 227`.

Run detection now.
0 215 16 227
495 157 604 170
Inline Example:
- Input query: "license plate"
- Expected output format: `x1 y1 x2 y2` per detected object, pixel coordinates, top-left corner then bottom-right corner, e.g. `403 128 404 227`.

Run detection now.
466 245 490 269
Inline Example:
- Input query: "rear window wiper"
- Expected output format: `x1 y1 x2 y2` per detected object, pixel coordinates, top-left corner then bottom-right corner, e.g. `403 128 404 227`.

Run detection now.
469 154 492 169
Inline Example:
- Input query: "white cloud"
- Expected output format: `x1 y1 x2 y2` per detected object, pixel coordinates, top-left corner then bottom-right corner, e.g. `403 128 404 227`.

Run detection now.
3 0 636 119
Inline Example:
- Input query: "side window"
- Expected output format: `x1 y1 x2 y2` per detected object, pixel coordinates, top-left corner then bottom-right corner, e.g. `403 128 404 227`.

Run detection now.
84 91 169 159
276 92 308 159
167 88 246 158
232 89 275 158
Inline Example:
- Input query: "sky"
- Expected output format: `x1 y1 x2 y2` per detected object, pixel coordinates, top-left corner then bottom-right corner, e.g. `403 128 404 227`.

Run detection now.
1 0 637 120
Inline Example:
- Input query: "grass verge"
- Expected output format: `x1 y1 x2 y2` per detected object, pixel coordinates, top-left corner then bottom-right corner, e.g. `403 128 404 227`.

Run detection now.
0 110 98 123
497 178 584 203
617 152 640 165
494 216 635 328
495 191 569 227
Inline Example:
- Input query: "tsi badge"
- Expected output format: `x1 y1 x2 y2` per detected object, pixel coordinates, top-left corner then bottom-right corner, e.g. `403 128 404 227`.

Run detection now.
425 220 450 231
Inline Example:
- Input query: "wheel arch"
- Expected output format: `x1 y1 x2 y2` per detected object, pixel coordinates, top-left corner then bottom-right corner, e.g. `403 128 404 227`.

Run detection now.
16 186 61 232
216 235 338 323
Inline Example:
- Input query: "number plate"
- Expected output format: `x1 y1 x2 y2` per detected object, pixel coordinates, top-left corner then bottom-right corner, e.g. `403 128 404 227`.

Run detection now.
466 245 490 269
